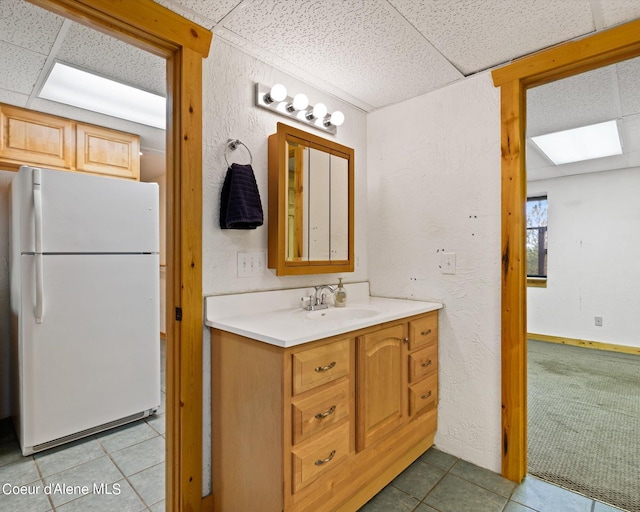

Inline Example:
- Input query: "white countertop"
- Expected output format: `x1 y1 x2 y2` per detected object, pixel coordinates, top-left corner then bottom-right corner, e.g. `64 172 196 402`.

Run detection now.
205 283 443 347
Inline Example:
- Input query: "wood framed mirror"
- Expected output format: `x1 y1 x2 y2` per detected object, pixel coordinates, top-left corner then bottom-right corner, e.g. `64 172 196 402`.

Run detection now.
268 122 354 275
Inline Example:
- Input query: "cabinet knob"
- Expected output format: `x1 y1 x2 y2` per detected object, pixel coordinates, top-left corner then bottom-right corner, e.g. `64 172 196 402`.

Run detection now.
314 450 336 466
314 361 336 373
314 405 337 420
403 337 409 343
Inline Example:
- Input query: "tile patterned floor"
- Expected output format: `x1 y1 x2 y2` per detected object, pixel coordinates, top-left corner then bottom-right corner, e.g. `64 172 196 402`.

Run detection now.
1 419 629 512
0 392 166 512
358 448 627 512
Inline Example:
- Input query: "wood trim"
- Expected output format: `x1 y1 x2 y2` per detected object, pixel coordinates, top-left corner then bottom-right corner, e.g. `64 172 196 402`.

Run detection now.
492 19 640 484
499 79 528 483
26 1 211 510
528 333 640 356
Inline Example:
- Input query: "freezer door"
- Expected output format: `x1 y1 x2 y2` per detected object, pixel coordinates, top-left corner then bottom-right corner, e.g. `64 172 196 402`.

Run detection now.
14 166 159 254
18 254 160 448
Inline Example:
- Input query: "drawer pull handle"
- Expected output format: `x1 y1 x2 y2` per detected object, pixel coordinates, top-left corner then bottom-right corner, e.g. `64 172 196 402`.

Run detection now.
421 391 433 400
315 405 337 419
421 329 432 336
421 360 433 367
314 450 336 466
315 361 336 372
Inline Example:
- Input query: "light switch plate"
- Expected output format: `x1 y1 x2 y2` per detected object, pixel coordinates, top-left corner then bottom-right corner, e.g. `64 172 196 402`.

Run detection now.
237 251 266 277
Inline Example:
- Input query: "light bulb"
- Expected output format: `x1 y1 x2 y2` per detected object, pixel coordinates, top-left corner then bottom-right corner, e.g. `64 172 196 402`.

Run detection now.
292 93 309 111
266 83 287 103
312 102 327 119
329 111 345 126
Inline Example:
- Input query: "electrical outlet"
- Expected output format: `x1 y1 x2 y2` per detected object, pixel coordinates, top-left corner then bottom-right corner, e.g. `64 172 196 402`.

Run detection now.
594 316 603 327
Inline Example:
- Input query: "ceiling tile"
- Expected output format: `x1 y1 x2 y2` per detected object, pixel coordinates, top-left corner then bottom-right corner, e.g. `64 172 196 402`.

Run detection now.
389 0 595 75
597 0 640 27
219 0 462 109
526 64 621 137
615 57 640 116
0 88 29 108
0 40 47 95
621 114 640 153
55 22 166 96
0 0 64 55
152 0 242 26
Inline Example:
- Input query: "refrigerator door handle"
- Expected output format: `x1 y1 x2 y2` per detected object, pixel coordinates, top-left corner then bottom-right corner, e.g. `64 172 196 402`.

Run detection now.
33 169 44 323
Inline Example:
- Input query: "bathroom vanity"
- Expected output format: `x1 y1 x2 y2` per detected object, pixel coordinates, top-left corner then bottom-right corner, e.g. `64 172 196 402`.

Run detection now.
206 284 442 511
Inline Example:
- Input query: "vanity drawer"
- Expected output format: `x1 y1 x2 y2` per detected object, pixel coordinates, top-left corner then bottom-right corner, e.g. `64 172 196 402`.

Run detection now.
408 373 437 416
408 344 437 384
292 338 350 395
408 313 438 351
291 379 350 445
291 422 350 493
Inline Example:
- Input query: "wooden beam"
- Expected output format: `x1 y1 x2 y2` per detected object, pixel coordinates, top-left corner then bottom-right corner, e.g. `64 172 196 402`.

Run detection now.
499 79 528 483
493 16 640 485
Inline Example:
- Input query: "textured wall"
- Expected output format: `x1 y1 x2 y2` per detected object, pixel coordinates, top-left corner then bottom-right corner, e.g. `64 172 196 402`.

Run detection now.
367 72 502 472
528 168 640 348
200 38 368 494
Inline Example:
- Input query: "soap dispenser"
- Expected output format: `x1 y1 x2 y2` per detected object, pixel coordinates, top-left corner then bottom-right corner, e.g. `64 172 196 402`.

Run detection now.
334 278 347 308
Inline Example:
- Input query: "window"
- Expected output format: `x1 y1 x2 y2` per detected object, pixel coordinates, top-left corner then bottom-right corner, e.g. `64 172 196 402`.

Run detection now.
526 196 548 279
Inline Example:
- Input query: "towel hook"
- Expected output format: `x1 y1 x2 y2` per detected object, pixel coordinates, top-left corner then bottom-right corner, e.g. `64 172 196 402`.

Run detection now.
224 138 253 167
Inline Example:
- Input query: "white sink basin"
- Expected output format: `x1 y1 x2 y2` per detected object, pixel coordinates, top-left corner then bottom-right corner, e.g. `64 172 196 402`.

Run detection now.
306 307 380 321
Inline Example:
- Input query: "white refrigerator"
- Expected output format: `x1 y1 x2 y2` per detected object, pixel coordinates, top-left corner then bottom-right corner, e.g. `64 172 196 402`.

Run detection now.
10 166 161 455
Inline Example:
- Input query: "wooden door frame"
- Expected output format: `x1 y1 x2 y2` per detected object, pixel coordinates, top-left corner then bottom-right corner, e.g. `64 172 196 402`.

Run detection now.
25 1 212 510
492 18 640 483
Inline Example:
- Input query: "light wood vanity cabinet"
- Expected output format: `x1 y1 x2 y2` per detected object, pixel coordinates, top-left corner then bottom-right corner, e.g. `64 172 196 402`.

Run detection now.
0 103 139 179
211 310 439 512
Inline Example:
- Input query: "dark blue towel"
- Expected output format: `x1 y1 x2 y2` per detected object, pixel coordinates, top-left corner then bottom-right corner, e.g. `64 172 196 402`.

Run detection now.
220 163 264 229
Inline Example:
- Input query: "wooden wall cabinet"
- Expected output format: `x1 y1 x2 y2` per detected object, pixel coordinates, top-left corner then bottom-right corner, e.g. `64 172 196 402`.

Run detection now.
0 103 140 180
211 310 438 512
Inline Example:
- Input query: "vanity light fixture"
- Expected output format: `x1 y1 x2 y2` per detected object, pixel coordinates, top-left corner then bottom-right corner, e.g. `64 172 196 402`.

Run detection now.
255 83 344 135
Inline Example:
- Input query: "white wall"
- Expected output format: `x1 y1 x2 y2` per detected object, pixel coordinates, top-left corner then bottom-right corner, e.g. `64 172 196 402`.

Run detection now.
367 72 502 472
200 39 368 494
527 168 640 348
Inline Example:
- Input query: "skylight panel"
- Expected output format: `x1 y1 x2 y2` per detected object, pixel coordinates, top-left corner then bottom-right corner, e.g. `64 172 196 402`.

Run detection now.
530 120 622 165
39 62 166 129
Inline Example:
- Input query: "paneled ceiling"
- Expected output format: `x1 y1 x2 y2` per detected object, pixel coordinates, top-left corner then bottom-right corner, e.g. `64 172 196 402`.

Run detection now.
1 0 640 181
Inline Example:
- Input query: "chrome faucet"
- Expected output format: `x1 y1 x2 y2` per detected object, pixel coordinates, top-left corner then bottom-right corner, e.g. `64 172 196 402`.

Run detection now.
302 285 335 311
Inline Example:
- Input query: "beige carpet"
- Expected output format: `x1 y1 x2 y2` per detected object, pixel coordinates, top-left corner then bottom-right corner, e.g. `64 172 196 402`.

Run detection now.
528 339 640 512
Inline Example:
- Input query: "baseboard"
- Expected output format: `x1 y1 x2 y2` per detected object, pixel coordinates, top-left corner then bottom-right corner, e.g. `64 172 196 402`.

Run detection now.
528 333 640 356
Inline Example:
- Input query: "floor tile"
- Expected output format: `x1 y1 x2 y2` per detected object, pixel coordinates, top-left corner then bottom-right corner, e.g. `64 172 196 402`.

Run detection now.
149 500 166 511
450 459 517 497
0 481 52 512
34 437 104 477
594 501 627 512
0 439 24 467
419 446 458 470
109 436 164 476
96 421 159 454
414 504 439 512
55 479 146 512
145 414 165 435
128 461 164 506
423 473 507 512
0 457 40 486
391 459 445 500
504 502 538 512
358 484 420 511
510 476 593 512
43 455 123 507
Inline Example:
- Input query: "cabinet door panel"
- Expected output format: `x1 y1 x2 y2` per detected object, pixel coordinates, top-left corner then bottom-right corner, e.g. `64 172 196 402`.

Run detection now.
357 324 406 450
76 123 140 180
0 104 73 170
